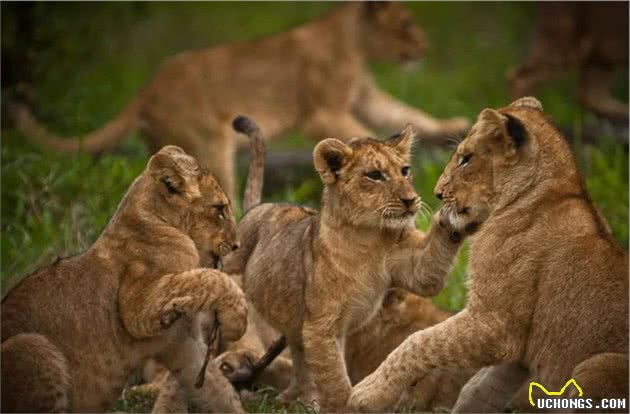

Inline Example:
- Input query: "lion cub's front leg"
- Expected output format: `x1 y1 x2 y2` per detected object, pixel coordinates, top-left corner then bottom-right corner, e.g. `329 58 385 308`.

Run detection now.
348 310 512 413
119 268 247 413
119 268 247 341
302 316 350 412
388 212 469 297
353 75 470 140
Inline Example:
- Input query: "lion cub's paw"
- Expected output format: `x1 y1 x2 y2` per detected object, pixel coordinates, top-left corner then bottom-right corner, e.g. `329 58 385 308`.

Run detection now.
436 207 485 244
160 296 195 329
215 290 248 342
277 383 319 409
348 373 403 413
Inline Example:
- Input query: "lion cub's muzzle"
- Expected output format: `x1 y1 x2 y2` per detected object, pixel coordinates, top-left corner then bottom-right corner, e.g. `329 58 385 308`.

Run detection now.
400 195 419 215
218 240 239 256
211 240 240 270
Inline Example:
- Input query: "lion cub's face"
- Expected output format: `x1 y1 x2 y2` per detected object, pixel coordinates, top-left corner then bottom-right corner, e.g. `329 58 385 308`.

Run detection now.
361 2 426 64
217 349 255 379
313 126 419 229
147 145 238 268
435 98 543 230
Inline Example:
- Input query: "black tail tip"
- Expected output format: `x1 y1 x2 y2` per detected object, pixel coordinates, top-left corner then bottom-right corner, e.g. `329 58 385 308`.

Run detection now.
232 115 259 135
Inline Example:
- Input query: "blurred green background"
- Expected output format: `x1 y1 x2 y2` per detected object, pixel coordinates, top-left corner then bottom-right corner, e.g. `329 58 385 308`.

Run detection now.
1 1 627 315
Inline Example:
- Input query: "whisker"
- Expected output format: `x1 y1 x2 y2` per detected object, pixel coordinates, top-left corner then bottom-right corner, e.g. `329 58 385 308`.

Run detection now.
419 204 432 221
446 137 460 146
419 200 433 214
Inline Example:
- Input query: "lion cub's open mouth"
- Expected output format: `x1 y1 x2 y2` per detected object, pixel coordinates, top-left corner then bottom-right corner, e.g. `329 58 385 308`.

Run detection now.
210 253 223 271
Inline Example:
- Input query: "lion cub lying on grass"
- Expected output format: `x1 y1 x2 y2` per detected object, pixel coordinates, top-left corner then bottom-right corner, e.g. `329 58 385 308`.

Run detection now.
224 118 476 411
1 146 249 413
348 97 629 413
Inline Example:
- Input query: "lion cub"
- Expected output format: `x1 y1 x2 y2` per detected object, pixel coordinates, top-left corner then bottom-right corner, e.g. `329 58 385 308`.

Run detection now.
1 146 248 413
13 2 469 202
348 97 629 413
224 120 472 411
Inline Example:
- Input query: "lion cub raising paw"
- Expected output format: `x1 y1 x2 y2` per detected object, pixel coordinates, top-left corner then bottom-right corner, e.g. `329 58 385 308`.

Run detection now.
348 97 629 413
224 120 475 412
1 146 248 413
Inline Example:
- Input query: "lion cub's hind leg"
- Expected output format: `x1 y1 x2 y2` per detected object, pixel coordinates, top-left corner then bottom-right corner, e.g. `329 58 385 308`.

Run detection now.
1 333 72 413
277 339 317 406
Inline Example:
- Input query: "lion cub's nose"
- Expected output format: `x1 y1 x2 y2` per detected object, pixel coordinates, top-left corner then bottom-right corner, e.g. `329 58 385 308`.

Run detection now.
232 242 240 251
435 191 444 200
400 196 417 209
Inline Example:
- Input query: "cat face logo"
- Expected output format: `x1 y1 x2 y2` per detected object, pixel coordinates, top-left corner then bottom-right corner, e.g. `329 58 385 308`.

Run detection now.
529 378 584 406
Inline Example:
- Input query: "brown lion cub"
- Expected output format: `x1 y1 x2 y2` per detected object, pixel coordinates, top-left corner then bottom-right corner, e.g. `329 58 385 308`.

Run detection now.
1 146 249 413
224 118 472 412
13 1 469 202
348 97 629 413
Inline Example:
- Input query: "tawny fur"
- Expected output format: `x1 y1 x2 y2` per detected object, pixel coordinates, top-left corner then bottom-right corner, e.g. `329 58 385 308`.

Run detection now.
348 97 629 413
508 2 628 120
122 116 271 411
1 146 249 413
12 2 469 202
346 289 474 412
223 120 473 411
134 304 294 400
138 288 471 412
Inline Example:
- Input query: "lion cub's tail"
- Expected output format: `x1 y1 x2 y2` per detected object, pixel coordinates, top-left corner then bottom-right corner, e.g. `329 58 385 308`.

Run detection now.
232 116 265 213
9 98 140 154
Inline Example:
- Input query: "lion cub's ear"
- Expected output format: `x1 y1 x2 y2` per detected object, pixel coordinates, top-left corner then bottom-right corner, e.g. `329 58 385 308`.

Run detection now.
387 124 415 158
148 145 202 199
313 138 353 185
478 108 507 125
479 109 528 153
508 96 543 112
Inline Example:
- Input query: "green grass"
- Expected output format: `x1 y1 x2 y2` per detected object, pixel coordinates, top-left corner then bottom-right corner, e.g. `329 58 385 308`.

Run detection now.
1 2 628 411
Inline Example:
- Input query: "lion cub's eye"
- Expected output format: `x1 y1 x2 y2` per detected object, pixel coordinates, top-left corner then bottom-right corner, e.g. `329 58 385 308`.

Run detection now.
220 362 233 374
401 166 411 177
214 204 226 219
365 170 386 181
459 153 472 167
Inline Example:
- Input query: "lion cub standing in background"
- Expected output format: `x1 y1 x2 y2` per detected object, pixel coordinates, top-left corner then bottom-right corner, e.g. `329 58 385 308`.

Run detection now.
224 119 476 412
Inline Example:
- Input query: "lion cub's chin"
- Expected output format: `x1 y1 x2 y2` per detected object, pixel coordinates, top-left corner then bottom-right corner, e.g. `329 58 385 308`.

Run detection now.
382 214 417 230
